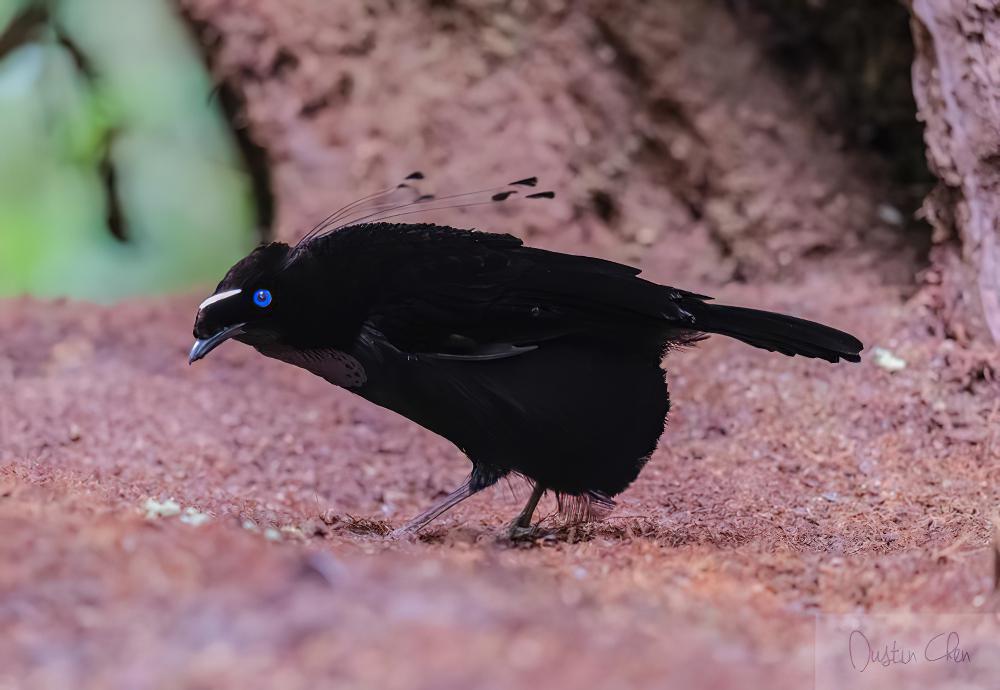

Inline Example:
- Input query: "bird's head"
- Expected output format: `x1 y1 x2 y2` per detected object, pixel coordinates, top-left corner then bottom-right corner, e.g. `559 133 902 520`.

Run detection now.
189 242 293 364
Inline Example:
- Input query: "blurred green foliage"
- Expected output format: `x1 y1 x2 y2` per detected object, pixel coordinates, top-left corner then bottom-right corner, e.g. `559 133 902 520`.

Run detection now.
0 0 255 302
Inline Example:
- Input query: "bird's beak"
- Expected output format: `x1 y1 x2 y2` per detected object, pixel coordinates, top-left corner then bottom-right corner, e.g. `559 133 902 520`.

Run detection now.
189 323 247 364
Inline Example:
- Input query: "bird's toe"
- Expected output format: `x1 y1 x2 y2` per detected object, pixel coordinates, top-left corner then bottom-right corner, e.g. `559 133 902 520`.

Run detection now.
505 521 543 543
387 526 418 540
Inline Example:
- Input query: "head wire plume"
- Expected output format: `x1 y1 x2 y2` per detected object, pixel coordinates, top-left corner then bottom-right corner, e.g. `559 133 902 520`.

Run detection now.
293 172 556 250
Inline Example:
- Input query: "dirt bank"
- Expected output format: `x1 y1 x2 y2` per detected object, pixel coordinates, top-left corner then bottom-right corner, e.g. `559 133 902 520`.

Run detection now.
3 1 998 688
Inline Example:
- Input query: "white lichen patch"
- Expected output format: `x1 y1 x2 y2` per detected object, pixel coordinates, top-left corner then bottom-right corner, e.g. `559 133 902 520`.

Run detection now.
179 507 212 527
143 497 181 519
143 498 211 526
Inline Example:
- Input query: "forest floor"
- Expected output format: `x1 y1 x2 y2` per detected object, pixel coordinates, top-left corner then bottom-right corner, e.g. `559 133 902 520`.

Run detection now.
3 2 1000 687
3 235 999 689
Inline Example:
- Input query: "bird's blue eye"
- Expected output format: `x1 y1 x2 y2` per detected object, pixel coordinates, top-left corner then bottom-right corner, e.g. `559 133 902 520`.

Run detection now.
253 289 272 307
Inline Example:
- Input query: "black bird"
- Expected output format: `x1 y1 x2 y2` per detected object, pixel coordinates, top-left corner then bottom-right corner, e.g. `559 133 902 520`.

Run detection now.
190 176 863 537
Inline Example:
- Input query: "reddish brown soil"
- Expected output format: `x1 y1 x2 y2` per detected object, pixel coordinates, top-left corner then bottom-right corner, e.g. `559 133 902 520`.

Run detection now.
3 262 998 689
4 1 999 688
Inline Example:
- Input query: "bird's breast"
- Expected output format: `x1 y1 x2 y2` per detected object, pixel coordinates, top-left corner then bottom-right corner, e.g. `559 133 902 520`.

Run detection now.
256 345 368 389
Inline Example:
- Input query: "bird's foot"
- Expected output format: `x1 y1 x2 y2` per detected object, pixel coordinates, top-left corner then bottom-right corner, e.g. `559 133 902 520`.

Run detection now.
503 481 546 542
387 479 479 539
386 526 414 540
505 520 543 542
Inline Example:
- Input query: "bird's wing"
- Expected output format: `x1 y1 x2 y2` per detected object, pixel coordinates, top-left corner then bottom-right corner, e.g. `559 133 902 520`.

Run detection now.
323 223 706 359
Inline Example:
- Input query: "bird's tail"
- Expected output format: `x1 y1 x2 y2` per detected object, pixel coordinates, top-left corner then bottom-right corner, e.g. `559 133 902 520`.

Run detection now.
685 302 863 363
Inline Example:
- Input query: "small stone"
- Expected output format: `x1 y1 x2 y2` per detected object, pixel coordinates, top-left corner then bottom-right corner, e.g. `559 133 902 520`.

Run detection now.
635 226 660 246
877 203 905 226
872 347 906 372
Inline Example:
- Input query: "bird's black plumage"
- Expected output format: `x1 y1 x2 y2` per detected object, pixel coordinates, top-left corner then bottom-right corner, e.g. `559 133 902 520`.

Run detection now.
191 221 863 535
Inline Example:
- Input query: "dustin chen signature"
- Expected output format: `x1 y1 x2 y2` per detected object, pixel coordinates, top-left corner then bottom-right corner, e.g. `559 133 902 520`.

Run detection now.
849 630 972 672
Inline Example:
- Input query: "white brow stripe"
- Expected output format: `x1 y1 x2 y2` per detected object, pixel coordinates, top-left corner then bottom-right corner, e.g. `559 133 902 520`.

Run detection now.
199 289 242 310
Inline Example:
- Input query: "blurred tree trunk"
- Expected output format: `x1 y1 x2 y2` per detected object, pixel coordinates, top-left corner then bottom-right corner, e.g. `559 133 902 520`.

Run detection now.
180 0 920 286
910 0 1000 343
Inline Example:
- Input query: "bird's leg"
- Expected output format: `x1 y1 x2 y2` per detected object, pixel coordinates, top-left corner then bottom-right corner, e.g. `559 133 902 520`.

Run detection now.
507 481 545 540
392 477 479 536
512 482 545 528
